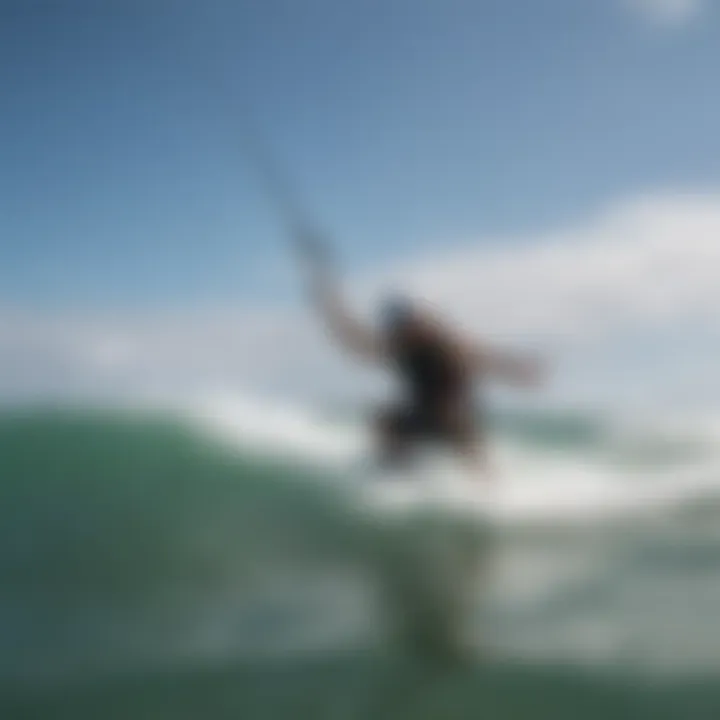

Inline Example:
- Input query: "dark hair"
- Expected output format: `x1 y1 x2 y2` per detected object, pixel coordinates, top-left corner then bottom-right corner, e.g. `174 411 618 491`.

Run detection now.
378 294 415 330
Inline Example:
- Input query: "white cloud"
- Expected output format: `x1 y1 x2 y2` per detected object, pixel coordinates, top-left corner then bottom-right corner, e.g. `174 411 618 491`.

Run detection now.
3 190 720 408
372 192 720 343
624 0 706 27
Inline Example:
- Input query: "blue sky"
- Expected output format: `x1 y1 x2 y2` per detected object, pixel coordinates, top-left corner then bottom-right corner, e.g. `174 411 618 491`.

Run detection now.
2 0 720 408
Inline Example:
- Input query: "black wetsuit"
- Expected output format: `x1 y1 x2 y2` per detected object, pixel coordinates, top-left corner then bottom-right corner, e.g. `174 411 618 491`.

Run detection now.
385 336 475 445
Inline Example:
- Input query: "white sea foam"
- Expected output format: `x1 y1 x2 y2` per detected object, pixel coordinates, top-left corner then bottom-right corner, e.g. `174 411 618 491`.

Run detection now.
184 394 720 526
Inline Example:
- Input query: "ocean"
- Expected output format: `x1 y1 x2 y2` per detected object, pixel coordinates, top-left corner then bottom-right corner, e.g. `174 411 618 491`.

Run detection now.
2 397 720 719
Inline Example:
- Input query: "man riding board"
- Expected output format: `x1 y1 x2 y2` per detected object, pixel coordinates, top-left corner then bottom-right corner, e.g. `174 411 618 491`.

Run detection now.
302 235 545 476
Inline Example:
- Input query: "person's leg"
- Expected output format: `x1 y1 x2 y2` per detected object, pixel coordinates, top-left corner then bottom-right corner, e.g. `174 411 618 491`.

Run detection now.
373 405 415 470
450 438 479 476
440 407 488 480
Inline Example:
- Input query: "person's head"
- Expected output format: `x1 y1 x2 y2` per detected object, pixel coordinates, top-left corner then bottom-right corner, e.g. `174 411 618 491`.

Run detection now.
378 294 431 343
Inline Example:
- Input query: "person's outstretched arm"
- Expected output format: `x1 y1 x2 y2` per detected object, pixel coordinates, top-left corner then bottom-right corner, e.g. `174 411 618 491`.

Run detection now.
300 232 384 363
464 341 546 388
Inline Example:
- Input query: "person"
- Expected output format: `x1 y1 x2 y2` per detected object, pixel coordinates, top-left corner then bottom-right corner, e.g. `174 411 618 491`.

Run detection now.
302 236 545 477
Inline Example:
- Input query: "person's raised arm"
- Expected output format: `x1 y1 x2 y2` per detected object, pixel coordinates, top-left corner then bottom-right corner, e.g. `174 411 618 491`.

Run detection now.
299 230 384 363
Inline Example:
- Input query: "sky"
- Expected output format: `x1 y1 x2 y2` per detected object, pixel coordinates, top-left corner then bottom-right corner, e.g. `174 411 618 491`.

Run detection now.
2 0 720 411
